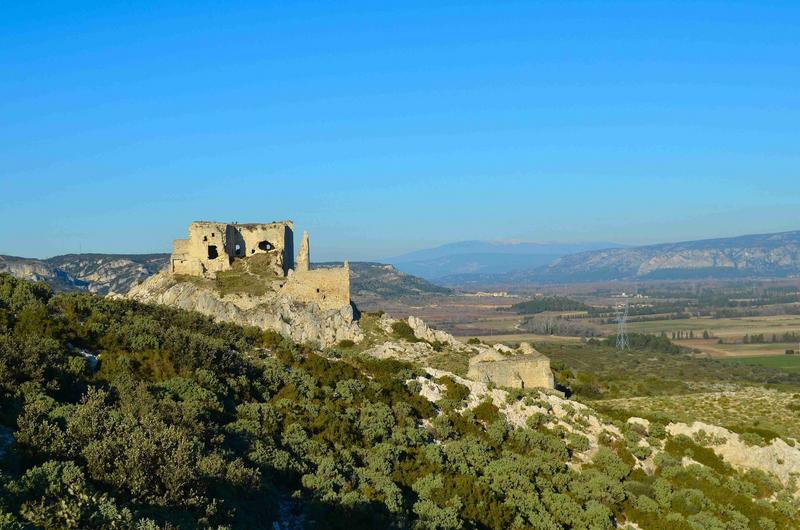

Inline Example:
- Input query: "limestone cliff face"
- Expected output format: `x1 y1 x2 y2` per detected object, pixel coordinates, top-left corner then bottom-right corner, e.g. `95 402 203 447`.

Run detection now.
125 271 362 347
538 231 800 281
0 253 169 295
48 254 169 295
0 256 83 291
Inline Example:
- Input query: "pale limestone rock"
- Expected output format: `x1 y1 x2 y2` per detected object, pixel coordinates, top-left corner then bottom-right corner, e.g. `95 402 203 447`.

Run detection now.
627 417 651 432
363 340 435 362
412 368 622 464
367 314 554 391
493 343 515 354
126 271 361 348
378 313 396 335
407 315 462 347
667 421 800 489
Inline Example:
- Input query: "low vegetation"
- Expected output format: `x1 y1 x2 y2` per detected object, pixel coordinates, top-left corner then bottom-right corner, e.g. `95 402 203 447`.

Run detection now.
1 273 799 529
215 254 281 296
538 339 800 401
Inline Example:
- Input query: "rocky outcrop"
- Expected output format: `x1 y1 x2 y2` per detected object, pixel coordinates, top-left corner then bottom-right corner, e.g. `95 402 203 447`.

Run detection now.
126 271 362 347
407 315 461 346
366 313 555 390
667 421 800 488
49 254 169 295
364 340 437 362
412 368 621 464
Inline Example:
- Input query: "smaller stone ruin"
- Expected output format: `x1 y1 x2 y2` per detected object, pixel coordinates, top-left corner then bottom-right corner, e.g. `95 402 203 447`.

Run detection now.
467 342 554 390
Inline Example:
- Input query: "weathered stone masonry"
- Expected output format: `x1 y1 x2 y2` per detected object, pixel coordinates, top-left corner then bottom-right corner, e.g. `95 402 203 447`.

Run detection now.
170 220 350 311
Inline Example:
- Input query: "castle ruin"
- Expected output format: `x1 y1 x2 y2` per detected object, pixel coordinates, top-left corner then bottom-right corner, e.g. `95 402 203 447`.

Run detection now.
467 343 554 389
170 220 350 311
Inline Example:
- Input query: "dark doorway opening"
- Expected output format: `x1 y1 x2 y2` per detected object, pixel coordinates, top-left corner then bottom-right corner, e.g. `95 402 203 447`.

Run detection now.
207 245 219 259
258 241 273 251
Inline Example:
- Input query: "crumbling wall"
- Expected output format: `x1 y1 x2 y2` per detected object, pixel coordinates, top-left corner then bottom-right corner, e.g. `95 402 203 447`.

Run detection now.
168 219 351 311
296 231 310 272
282 265 350 311
234 223 293 274
467 350 554 389
171 221 295 278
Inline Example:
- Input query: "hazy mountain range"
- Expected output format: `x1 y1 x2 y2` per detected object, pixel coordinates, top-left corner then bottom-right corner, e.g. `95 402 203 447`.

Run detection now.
421 231 800 286
386 240 623 281
533 230 800 283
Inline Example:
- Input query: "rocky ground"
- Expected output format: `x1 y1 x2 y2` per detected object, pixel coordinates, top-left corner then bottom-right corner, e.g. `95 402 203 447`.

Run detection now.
126 271 363 347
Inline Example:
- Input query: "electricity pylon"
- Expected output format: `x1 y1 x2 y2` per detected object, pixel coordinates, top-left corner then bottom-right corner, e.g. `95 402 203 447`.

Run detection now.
615 295 629 350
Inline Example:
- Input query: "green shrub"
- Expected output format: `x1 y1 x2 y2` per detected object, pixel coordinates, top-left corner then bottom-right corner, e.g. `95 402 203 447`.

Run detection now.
740 432 766 447
391 321 421 342
473 400 500 423
438 376 470 409
263 329 285 349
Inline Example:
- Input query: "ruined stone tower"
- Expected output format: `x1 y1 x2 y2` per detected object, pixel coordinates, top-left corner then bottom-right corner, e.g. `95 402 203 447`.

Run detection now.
296 231 310 272
169 220 350 311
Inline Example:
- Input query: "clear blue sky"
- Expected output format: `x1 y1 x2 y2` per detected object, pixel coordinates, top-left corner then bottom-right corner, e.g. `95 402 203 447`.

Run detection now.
1 1 798 261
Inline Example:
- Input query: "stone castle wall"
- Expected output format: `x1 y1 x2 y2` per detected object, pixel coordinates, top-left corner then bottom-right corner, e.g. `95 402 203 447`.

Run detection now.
283 265 351 311
171 221 294 278
169 220 350 311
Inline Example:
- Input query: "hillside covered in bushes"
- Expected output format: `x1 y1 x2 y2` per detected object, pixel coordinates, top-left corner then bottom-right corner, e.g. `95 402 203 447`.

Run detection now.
1 273 798 529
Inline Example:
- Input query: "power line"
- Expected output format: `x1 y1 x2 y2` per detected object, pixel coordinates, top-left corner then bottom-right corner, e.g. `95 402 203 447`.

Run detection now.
616 294 629 350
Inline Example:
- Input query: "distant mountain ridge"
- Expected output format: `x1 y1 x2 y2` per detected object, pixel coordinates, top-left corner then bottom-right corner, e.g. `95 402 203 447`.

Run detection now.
435 230 800 285
387 240 623 280
534 230 800 282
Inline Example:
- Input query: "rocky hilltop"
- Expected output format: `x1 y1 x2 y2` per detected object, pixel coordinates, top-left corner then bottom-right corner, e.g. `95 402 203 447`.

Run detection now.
0 254 447 304
126 270 363 347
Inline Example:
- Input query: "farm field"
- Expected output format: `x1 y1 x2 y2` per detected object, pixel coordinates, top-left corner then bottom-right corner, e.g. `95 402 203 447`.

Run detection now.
474 332 583 345
613 314 800 339
674 339 799 357
719 354 800 374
